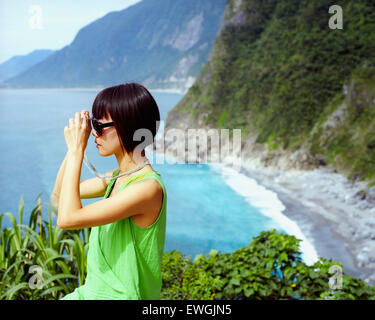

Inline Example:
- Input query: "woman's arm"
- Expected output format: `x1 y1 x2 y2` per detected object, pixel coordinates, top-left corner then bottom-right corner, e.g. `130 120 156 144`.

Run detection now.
50 110 112 213
58 149 84 223
52 153 68 197
57 148 162 229
50 152 114 212
79 169 115 199
50 153 68 213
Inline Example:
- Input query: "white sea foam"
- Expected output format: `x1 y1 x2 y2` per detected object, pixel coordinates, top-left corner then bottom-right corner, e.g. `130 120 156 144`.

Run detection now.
150 88 186 94
209 162 319 266
146 150 319 265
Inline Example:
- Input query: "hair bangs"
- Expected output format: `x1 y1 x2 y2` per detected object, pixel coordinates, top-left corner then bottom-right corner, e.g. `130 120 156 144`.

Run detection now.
92 89 112 120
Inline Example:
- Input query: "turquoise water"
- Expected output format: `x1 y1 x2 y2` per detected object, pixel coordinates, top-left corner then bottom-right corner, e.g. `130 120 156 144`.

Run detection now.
0 88 297 260
156 158 282 256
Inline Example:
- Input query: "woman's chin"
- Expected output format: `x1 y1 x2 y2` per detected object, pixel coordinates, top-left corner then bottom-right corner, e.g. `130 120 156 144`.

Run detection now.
98 148 112 157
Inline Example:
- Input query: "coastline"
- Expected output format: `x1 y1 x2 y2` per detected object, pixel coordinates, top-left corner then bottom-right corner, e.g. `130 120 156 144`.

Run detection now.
228 159 375 286
151 132 375 286
150 88 187 95
0 86 187 94
208 162 319 266
238 166 362 277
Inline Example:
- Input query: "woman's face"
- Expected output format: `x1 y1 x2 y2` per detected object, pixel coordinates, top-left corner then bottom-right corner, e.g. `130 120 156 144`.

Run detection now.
92 113 123 157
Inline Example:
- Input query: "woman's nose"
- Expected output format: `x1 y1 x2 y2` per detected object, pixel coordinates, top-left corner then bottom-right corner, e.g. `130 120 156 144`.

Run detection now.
92 130 99 138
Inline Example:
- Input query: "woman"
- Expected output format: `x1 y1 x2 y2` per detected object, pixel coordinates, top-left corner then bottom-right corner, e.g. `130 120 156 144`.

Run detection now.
50 83 167 300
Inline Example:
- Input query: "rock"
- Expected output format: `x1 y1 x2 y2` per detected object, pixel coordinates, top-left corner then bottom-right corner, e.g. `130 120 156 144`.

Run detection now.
365 218 375 228
354 230 371 241
358 261 366 268
345 197 357 205
358 202 371 210
349 173 361 183
366 186 375 205
318 158 327 166
354 190 366 200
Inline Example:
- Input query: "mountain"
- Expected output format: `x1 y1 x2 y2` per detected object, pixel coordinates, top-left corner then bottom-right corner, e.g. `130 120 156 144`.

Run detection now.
0 49 54 83
6 0 226 92
165 0 375 188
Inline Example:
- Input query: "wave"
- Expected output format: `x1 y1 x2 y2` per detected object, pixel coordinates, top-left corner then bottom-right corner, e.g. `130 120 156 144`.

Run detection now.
209 162 319 266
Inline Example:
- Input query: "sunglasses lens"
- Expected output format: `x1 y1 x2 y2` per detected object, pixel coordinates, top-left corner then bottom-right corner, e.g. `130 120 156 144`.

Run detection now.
92 119 102 136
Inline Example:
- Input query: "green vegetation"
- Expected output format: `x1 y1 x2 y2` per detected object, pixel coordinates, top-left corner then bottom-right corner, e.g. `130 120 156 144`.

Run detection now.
161 230 375 300
167 0 375 186
1 197 374 300
0 196 88 300
308 64 375 185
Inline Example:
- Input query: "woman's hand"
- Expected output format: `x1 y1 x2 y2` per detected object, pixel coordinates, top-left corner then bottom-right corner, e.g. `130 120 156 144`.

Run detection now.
64 110 92 152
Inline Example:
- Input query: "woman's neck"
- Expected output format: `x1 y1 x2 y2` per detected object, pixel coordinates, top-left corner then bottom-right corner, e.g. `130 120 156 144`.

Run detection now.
115 149 149 174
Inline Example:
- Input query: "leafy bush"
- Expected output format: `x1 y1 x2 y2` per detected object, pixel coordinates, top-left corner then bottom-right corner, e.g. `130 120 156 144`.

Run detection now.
0 196 88 300
161 250 223 300
161 230 375 300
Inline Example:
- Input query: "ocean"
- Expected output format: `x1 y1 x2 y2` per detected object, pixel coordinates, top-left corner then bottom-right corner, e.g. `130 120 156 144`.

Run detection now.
0 88 318 264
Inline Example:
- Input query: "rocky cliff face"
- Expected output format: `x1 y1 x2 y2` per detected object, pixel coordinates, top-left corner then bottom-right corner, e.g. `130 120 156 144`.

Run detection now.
163 0 375 185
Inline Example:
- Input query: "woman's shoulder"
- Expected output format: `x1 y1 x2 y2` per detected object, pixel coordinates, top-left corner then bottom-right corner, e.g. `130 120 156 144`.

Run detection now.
126 170 164 193
128 169 161 184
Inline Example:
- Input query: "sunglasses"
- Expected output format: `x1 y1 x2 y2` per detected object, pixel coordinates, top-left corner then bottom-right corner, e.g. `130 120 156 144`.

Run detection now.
91 118 115 136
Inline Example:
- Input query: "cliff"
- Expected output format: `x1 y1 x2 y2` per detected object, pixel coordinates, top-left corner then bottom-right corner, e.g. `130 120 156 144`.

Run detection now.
164 0 375 187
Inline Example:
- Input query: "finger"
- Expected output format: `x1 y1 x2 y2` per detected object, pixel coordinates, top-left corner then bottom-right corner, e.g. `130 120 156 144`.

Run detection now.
82 115 87 129
80 110 87 124
84 110 91 121
82 111 91 128
75 112 81 126
69 118 74 127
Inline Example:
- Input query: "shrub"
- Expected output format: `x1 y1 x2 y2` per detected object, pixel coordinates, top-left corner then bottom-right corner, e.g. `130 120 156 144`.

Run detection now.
0 196 88 300
161 230 375 300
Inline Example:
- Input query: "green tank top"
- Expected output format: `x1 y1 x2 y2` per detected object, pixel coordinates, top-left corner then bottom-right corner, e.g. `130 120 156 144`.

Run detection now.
61 169 167 300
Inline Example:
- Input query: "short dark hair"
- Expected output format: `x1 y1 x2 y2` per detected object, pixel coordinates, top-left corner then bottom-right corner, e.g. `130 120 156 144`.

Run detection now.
92 82 160 154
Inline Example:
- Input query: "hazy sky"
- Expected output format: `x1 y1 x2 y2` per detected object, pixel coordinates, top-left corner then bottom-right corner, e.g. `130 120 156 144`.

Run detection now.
0 0 142 64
